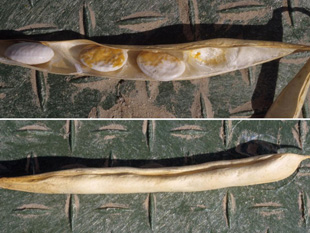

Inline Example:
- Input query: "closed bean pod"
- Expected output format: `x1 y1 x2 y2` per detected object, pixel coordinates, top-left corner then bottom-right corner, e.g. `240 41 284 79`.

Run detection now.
265 58 310 118
0 153 308 194
0 39 309 81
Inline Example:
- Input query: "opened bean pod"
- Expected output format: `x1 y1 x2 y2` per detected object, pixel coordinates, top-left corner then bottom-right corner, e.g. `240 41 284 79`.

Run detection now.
0 153 308 194
1 39 310 81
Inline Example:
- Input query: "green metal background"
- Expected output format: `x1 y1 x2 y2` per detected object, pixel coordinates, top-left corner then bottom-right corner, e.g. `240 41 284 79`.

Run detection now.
0 120 310 232
0 0 310 118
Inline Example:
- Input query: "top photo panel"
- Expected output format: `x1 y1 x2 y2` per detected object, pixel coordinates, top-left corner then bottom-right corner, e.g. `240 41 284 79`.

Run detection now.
0 0 310 118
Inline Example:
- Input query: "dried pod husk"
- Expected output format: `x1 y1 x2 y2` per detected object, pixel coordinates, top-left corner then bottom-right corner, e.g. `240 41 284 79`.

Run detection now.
265 58 310 118
0 153 308 194
0 39 310 81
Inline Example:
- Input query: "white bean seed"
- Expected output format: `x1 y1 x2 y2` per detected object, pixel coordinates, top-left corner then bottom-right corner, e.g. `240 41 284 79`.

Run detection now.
5 42 54 65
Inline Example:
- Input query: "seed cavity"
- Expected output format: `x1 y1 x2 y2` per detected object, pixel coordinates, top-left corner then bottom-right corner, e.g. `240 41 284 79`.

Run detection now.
188 48 227 67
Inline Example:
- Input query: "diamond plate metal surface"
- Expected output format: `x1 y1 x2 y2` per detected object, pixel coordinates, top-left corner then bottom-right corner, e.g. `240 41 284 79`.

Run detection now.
0 0 310 118
1 120 310 232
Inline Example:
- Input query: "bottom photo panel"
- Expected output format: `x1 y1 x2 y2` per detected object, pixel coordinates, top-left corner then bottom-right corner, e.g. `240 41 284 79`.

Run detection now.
0 120 310 232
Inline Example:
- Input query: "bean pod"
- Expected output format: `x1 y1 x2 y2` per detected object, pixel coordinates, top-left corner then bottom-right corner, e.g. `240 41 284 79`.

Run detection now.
0 153 308 194
0 39 309 81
